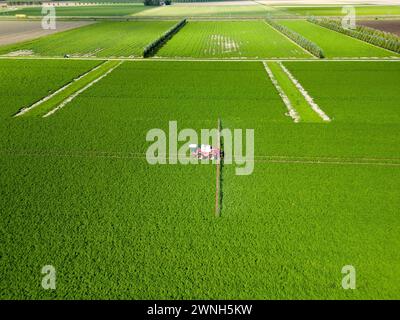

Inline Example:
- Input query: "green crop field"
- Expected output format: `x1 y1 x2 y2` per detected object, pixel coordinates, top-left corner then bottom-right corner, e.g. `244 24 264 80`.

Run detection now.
157 21 312 59
0 59 101 119
2 4 400 18
279 5 400 17
0 21 177 58
1 1 400 304
1 58 400 299
279 20 398 58
135 4 278 17
0 4 150 17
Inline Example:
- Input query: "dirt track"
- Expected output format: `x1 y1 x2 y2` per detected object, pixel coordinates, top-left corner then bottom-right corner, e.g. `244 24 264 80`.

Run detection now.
0 21 93 46
359 20 400 36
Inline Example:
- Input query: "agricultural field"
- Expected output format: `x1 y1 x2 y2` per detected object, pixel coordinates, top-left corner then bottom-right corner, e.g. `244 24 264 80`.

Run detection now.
0 59 101 119
2 3 400 19
134 4 400 18
1 1 400 305
0 4 150 17
0 60 286 298
279 5 400 17
0 21 93 46
279 19 398 58
359 20 400 37
157 21 312 58
0 21 178 58
1 58 400 299
135 3 279 17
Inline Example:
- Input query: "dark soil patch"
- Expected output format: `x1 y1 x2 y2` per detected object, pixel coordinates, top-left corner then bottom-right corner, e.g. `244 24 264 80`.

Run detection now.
358 20 400 36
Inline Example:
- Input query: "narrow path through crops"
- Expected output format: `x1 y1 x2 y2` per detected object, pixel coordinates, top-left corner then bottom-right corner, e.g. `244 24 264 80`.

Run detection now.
14 60 122 117
264 61 330 122
0 150 399 167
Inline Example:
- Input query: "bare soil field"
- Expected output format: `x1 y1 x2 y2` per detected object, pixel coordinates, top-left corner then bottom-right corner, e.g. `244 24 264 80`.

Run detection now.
0 21 93 46
359 20 400 36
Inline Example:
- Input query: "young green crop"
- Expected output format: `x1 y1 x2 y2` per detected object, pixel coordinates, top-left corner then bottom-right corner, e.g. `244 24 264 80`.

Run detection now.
157 21 312 59
0 59 101 119
279 19 397 58
309 17 400 54
135 4 278 18
20 60 122 117
0 21 177 58
1 60 400 299
266 18 324 58
267 62 325 123
0 4 149 17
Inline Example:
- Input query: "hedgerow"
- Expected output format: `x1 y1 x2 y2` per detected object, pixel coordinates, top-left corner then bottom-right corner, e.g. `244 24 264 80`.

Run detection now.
143 19 187 58
308 17 400 54
266 19 325 58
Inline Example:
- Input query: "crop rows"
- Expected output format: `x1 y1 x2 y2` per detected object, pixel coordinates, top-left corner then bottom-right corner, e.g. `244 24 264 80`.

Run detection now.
18 60 122 117
309 17 400 54
279 20 396 57
1 60 400 299
0 59 101 119
143 19 187 58
157 21 311 58
266 18 324 58
0 21 177 58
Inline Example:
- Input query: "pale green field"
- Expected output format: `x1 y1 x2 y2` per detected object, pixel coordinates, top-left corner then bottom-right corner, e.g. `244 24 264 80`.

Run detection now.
135 4 400 18
134 4 279 17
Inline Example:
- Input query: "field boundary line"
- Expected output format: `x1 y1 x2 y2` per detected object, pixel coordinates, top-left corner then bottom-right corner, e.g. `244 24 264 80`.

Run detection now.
43 61 123 118
278 62 331 122
14 61 105 117
262 61 300 123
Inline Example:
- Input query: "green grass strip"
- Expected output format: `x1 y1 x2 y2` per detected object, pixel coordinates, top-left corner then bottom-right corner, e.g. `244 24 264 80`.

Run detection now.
19 60 121 117
267 62 323 123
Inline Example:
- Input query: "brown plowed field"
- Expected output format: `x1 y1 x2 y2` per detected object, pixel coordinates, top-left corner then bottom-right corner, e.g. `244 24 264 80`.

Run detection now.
359 20 400 36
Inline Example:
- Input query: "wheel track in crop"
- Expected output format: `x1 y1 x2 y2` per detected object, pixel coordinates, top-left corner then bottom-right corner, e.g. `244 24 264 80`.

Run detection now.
1 149 399 167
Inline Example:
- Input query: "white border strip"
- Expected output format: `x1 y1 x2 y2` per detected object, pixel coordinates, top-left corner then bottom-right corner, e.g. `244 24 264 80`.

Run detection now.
278 62 331 122
43 62 123 118
262 61 300 123
14 62 106 117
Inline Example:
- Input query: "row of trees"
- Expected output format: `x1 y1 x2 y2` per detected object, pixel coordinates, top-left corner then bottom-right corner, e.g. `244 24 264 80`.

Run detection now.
308 17 400 54
266 19 324 58
143 18 186 57
144 0 171 5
